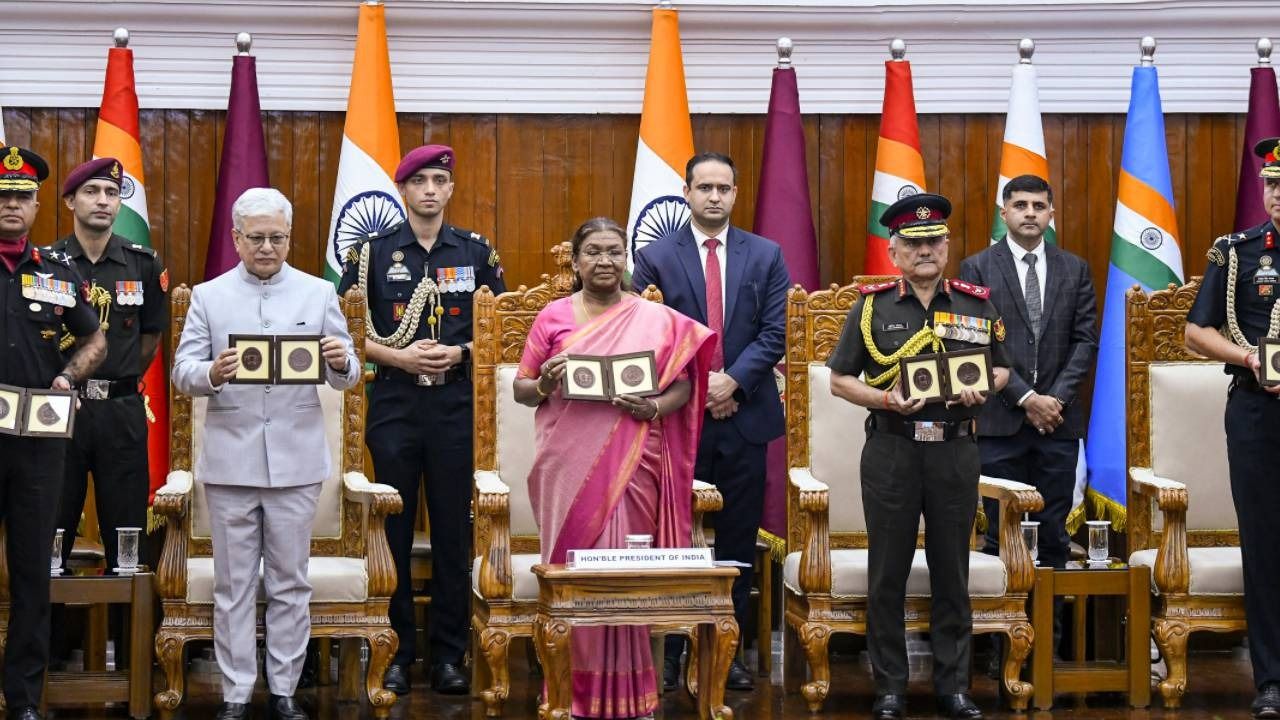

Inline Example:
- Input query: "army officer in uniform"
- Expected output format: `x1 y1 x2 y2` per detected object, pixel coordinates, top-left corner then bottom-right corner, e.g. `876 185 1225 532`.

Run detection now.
0 146 106 720
826 194 1010 720
338 144 505 695
51 157 168 574
1185 138 1280 719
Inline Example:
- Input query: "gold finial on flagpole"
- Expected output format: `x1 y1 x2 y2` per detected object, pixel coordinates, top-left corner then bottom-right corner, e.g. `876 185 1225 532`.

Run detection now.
890 38 906 62
776 38 793 69
1139 36 1157 66
1018 38 1035 64
113 28 129 49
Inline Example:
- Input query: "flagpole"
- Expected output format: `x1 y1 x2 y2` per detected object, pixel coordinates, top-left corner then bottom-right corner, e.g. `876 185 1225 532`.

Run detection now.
776 37 792 68
1019 37 1034 64
1259 37 1273 65
113 27 128 49
890 37 905 62
1140 36 1156 67
237 32 252 55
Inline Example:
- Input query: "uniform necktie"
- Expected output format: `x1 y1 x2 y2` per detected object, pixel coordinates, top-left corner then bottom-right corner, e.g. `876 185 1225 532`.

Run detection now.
704 237 724 371
1024 253 1042 334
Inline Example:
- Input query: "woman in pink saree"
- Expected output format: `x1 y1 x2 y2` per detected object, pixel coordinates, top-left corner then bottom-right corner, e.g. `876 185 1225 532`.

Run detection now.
513 218 715 719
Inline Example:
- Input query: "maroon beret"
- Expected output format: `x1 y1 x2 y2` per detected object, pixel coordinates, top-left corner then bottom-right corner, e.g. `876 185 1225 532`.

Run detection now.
394 144 455 184
62 157 123 197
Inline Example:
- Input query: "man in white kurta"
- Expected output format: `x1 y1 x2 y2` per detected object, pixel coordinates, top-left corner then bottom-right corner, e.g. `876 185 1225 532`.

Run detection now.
172 188 359 720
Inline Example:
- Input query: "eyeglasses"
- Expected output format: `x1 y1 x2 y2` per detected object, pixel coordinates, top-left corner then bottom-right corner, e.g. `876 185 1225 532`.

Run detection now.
239 233 289 248
581 249 627 261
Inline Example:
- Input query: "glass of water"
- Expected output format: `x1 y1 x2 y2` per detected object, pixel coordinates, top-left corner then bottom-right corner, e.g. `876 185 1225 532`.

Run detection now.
51 528 64 576
116 527 142 574
1020 520 1040 565
625 534 653 550
1087 520 1111 563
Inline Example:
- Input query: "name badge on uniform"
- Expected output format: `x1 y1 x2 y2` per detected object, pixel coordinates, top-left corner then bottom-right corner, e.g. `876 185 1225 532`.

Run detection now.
1255 256 1278 296
932 312 991 345
115 280 144 306
385 262 413 283
21 274 76 307
882 322 909 332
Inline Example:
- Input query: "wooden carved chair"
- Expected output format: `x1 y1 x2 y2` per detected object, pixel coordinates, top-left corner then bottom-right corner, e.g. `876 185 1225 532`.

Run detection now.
470 242 724 716
1125 278 1243 707
781 281 1044 712
152 286 403 718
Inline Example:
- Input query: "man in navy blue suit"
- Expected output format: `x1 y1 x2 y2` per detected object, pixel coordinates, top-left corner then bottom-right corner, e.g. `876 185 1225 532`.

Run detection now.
632 152 790 692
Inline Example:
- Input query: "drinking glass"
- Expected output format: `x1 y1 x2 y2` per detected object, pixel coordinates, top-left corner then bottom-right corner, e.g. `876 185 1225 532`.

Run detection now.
51 528 64 576
625 534 653 550
116 526 142 573
1087 520 1110 562
1020 520 1040 565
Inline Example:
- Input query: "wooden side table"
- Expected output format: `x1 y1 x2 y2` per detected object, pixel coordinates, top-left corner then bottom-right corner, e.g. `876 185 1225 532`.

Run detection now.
45 572 154 719
1031 564 1150 710
532 564 739 720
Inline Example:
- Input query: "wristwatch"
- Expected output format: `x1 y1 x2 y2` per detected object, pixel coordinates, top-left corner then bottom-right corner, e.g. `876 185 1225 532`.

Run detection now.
458 344 472 368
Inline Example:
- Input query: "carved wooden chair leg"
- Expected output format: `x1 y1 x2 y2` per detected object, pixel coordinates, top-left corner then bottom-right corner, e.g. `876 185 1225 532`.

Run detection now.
1153 619 1190 708
782 618 803 694
152 629 187 719
798 623 833 712
1002 622 1035 711
365 628 400 719
338 637 362 702
685 631 700 699
479 627 513 717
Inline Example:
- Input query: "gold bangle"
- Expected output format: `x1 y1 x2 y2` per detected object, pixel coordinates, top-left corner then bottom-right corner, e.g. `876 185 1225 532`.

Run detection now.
535 378 550 398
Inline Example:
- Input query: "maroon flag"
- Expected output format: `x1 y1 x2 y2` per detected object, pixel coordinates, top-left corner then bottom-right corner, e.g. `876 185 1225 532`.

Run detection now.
204 49 269 279
753 42 818 555
1235 53 1280 231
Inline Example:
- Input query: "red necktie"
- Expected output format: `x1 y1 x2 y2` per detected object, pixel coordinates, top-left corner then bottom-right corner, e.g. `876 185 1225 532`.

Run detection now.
704 237 724 371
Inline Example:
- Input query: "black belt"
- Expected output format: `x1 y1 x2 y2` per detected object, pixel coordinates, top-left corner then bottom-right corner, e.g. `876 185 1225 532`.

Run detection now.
81 376 139 400
1231 372 1267 395
376 366 467 387
868 413 975 442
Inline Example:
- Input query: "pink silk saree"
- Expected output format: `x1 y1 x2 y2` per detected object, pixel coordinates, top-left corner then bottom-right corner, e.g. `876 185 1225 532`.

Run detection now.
518 293 714 718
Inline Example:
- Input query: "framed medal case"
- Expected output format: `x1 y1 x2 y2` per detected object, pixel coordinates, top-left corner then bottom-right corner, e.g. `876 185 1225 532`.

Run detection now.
228 334 275 384
940 347 994 400
562 355 610 401
607 351 660 398
0 384 27 436
1259 338 1280 387
899 354 945 404
21 389 77 438
276 335 325 385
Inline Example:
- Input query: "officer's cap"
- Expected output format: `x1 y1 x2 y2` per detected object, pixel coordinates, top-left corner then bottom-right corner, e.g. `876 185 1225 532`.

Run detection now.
879 192 952 240
0 146 49 193
62 157 123 197
1254 137 1280 180
394 144 455 184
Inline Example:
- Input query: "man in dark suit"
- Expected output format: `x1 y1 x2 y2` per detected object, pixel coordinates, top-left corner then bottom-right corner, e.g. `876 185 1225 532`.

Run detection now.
632 151 790 692
958 174 1097 581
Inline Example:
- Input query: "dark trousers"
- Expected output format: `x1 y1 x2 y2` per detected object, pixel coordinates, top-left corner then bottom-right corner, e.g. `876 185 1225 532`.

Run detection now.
1225 384 1280 688
861 427 979 695
366 379 473 667
0 435 67 707
666 415 766 663
979 426 1077 570
57 394 150 570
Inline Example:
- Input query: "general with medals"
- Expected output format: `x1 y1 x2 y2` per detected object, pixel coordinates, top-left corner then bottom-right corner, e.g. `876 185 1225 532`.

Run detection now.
826 193 1011 720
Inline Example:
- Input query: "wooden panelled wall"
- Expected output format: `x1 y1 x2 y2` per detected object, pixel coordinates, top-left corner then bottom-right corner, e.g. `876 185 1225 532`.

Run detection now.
3 108 1246 303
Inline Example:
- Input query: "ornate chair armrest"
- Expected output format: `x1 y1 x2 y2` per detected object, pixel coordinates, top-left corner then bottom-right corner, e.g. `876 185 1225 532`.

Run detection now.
978 475 1044 594
690 480 723 549
153 471 193 599
342 472 402 598
789 468 831 594
1130 467 1190 593
474 470 513 599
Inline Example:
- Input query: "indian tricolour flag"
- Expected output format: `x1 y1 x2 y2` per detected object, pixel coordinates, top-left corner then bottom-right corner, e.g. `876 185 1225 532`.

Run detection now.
1085 60 1184 527
866 52 925 276
324 0 405 286
625 3 694 265
990 47 1055 245
92 40 169 508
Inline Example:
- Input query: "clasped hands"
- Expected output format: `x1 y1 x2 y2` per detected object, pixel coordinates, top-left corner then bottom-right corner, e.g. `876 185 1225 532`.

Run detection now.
395 339 462 376
209 336 350 386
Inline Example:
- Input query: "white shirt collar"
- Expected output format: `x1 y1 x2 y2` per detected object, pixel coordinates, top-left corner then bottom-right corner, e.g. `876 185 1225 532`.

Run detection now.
1005 236 1046 265
236 260 290 286
690 222 728 248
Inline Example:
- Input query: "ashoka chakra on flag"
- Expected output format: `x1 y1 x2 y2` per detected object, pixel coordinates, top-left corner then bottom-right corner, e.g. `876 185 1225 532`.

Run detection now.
631 195 689 259
332 190 406 260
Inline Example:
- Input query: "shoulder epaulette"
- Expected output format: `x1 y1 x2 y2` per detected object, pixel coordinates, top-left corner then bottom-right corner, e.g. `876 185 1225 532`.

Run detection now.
124 242 157 258
948 279 991 299
858 280 897 294
1227 222 1270 246
42 248 73 266
451 225 491 247
367 222 404 243
1208 235 1230 267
